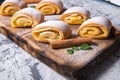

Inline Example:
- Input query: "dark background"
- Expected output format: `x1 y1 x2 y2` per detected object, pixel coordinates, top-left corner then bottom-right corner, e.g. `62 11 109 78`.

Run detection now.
0 0 4 4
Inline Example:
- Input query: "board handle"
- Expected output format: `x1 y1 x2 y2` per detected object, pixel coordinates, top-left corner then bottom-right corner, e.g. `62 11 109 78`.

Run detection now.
111 26 120 38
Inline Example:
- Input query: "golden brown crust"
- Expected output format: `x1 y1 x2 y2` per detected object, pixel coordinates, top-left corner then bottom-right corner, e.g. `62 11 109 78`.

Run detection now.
32 21 72 43
78 16 112 39
11 8 44 28
60 7 90 24
36 0 63 15
0 0 27 16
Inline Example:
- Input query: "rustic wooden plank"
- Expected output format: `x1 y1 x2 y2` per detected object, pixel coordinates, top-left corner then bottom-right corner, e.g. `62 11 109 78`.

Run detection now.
0 14 120 78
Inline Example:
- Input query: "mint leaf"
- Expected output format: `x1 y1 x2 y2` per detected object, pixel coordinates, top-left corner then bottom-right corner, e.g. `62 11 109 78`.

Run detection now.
29 6 35 8
72 46 79 51
80 44 91 50
67 49 74 54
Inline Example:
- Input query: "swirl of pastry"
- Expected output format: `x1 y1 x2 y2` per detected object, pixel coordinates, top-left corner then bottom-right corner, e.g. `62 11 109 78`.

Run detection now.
60 7 90 25
36 0 63 15
32 21 72 43
0 0 27 16
11 8 44 28
78 16 112 39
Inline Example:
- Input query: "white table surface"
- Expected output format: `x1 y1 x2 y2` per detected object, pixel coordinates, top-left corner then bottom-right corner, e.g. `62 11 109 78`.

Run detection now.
0 0 120 80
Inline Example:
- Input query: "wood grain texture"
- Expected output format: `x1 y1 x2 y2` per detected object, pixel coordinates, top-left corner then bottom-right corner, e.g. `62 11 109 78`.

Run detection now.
0 14 120 77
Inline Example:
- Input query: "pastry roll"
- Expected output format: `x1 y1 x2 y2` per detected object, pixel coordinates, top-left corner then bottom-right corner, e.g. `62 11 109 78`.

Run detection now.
32 21 72 43
11 8 44 28
36 0 63 15
60 7 90 25
78 16 112 39
0 0 27 16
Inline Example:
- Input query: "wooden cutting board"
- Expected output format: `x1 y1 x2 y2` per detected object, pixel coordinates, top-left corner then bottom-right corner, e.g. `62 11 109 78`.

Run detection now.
0 14 120 78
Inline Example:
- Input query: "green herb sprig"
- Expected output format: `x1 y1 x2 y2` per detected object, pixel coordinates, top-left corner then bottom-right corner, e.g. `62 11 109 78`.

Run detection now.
66 43 91 54
72 46 79 51
29 6 36 8
80 44 91 50
67 50 74 54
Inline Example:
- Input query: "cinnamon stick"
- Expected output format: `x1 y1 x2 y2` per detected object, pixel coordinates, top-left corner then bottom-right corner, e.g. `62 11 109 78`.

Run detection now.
50 37 93 49
24 0 41 4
